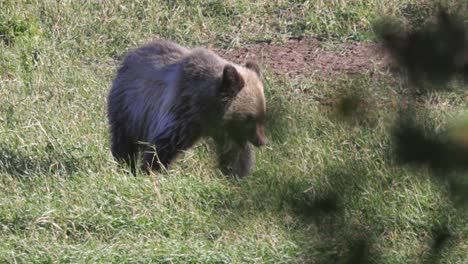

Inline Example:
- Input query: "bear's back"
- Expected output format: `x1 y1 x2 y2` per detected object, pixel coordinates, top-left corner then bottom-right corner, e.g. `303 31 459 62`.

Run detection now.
109 41 229 141
124 40 190 71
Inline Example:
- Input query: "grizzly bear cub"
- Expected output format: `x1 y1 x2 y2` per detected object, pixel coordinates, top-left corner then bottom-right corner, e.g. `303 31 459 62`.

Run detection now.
108 40 267 177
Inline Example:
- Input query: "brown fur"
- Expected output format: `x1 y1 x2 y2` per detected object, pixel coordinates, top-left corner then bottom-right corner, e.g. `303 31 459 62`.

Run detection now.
107 40 266 176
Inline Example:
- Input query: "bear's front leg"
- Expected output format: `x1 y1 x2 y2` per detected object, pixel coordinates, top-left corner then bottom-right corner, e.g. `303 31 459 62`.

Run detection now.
141 137 178 174
141 128 200 174
215 136 255 178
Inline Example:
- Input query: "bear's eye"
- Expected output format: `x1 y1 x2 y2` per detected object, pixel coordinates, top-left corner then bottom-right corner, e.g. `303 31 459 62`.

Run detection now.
245 116 259 131
257 115 265 124
244 115 257 125
249 114 265 125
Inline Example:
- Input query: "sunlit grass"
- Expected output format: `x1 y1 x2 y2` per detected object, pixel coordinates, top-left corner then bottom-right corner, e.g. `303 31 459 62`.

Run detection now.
1 1 466 263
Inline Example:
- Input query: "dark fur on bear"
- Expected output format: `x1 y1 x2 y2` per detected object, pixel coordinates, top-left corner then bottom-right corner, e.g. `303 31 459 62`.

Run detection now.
108 40 267 177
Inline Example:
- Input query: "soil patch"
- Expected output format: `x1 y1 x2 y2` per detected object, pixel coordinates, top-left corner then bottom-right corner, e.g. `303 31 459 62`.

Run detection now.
216 37 394 79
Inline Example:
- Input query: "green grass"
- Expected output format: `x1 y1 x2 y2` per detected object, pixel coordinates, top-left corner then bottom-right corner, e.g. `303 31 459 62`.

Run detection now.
1 1 467 263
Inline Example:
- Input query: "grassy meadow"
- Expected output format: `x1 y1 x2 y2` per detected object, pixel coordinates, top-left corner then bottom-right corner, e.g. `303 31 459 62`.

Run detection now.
1 1 467 263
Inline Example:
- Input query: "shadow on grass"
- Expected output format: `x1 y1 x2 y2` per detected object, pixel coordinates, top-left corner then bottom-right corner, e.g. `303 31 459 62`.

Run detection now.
276 165 376 264
0 145 82 177
209 162 376 263
215 154 461 263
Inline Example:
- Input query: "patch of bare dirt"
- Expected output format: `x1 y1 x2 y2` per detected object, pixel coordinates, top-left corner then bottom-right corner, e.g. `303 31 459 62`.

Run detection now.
216 37 394 79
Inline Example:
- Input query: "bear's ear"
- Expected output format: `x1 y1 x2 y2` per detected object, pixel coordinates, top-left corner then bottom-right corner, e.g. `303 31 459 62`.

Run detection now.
221 64 244 98
245 61 261 77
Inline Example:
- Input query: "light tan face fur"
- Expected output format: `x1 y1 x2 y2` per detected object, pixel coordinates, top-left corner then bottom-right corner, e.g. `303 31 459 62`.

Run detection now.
223 64 267 147
225 65 265 120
